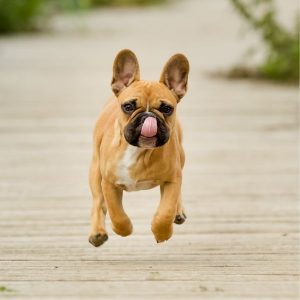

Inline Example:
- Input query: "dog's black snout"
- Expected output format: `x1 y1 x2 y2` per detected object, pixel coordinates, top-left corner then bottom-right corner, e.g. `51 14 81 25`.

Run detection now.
124 111 169 148
139 112 155 123
145 112 155 117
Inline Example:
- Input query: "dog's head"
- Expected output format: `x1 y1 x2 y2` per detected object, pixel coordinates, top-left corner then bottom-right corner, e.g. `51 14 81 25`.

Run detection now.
111 49 189 149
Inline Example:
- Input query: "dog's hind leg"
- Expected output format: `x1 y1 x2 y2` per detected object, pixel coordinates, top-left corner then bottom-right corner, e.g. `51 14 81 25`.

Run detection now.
174 194 187 225
88 153 108 247
174 134 186 225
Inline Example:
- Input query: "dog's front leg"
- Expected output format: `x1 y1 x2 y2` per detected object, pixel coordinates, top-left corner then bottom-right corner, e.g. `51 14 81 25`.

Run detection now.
151 181 180 243
101 179 133 237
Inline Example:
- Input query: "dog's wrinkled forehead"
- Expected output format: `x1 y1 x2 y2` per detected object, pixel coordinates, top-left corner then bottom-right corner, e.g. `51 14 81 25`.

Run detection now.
118 81 177 108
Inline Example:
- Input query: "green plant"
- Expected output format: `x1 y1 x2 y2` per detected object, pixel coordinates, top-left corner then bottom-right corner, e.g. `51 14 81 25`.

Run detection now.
51 0 165 9
230 0 299 82
0 0 166 34
0 286 13 292
90 0 165 5
0 0 42 33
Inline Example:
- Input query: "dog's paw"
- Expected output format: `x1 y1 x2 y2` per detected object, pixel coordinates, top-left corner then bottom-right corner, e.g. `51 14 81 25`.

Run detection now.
152 222 173 243
153 229 173 243
174 212 187 225
112 217 133 237
89 233 108 247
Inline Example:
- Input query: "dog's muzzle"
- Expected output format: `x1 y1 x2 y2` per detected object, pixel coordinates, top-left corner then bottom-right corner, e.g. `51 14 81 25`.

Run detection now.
124 112 169 148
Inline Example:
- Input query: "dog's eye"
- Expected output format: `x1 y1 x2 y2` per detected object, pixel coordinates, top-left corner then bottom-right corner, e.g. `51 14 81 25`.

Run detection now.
159 104 174 116
122 102 136 114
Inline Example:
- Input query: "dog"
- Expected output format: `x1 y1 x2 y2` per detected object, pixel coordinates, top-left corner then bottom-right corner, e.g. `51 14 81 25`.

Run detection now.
88 49 189 247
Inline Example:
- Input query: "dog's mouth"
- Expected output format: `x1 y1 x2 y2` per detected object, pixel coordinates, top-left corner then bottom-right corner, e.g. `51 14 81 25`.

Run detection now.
138 116 158 148
138 135 157 148
124 112 169 148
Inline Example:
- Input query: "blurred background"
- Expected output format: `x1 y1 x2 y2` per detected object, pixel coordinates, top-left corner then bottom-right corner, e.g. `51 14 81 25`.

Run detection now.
0 0 299 81
0 0 299 299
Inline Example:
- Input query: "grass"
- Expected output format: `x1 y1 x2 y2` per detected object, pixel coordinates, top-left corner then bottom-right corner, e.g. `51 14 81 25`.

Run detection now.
90 0 165 6
0 0 166 34
229 0 299 83
0 286 14 292
0 0 42 33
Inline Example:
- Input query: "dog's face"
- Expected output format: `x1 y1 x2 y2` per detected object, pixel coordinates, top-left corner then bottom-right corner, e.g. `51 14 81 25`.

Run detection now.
111 49 189 148
117 81 177 148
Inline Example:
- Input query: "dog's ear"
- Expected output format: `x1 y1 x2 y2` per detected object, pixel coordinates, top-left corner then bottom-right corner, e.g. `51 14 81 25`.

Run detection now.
111 49 140 96
160 54 189 102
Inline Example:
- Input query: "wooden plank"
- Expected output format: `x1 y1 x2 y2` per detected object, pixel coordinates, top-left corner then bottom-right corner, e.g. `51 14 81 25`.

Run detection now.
0 0 298 298
0 281 298 299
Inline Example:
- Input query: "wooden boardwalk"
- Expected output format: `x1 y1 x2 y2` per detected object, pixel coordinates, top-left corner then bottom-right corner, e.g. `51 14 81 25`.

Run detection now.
0 0 298 299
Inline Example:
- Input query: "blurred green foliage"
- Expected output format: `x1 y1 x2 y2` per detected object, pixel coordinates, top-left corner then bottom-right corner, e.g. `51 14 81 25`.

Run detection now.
0 286 13 292
230 0 299 82
90 0 164 5
0 0 165 34
0 0 42 33
46 0 165 10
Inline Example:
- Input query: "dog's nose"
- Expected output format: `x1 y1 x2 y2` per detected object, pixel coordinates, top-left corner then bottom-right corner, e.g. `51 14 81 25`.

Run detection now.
145 111 155 117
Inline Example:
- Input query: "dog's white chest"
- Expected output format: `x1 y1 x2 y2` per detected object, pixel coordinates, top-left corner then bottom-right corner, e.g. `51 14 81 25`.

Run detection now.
116 145 140 191
116 145 156 192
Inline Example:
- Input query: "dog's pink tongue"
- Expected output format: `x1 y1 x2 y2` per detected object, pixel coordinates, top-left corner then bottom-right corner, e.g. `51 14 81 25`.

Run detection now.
141 117 157 137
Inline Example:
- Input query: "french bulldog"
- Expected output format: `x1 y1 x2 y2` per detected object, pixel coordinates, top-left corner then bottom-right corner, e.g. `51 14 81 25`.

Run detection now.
89 49 189 247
